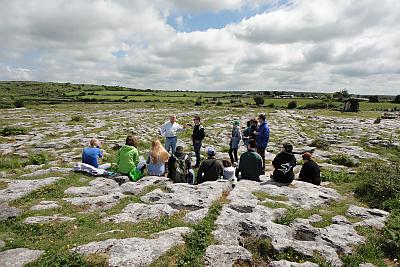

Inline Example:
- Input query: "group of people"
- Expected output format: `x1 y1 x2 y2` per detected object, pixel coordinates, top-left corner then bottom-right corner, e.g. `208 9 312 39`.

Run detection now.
80 113 321 186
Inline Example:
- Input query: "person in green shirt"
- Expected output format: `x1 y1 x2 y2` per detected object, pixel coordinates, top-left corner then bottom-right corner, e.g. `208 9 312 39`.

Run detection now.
236 139 263 182
117 136 139 175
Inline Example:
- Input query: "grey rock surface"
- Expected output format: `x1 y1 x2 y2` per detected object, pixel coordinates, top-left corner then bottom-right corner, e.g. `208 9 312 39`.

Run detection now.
0 248 44 267
20 167 70 177
0 203 22 221
120 176 170 195
30 200 59 211
184 208 209 224
74 227 191 267
23 215 75 224
64 177 120 197
204 245 252 267
63 193 126 212
269 260 319 267
0 177 62 202
0 239 5 249
102 203 178 223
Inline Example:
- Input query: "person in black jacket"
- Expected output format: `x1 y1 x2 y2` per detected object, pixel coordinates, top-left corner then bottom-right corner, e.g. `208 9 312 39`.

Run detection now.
197 147 224 184
191 116 205 168
271 142 296 184
299 152 321 185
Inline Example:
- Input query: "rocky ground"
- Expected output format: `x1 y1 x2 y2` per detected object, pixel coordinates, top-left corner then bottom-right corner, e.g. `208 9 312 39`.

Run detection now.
0 104 399 266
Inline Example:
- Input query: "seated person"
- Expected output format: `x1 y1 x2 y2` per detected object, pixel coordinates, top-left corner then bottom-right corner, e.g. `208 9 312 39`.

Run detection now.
147 139 170 176
197 147 224 184
271 142 297 184
117 136 140 175
222 159 236 180
166 146 194 183
82 138 111 169
299 152 321 185
235 139 263 181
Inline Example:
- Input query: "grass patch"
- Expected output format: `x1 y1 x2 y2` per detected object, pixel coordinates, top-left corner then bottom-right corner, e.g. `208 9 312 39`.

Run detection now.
0 152 51 171
261 201 289 209
0 180 9 190
328 154 358 167
253 191 289 202
0 126 28 136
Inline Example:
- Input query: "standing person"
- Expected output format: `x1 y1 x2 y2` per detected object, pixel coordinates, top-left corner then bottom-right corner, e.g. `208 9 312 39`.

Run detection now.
271 142 297 184
197 147 224 184
235 139 263 181
229 120 242 165
82 138 111 169
146 139 170 177
117 136 139 175
243 119 258 146
299 152 321 185
191 116 205 168
255 113 270 173
159 115 186 154
166 146 194 183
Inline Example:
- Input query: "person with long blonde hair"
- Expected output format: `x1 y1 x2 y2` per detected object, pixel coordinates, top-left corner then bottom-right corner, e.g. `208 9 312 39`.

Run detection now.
146 139 170 176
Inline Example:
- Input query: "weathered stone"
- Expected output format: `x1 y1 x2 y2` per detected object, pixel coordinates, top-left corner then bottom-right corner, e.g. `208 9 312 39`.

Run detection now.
0 239 5 249
20 167 70 178
331 215 351 225
359 263 375 267
30 200 59 211
74 227 191 266
0 248 44 267
0 203 22 221
184 208 209 224
0 177 62 202
102 203 178 223
120 176 170 195
63 193 126 212
347 205 389 229
141 181 231 210
64 178 120 197
204 245 252 267
23 215 75 224
269 260 319 267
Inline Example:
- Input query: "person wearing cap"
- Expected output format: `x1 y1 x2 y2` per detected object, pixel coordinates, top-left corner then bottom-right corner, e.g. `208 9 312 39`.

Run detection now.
299 152 321 185
159 115 186 154
255 113 270 173
197 147 224 184
229 120 242 165
191 116 205 168
166 145 194 183
235 139 263 181
271 142 297 184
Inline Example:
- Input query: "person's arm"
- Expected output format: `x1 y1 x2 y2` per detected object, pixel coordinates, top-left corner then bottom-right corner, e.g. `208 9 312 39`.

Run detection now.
218 162 224 178
299 164 305 180
199 127 205 141
146 154 151 165
160 123 167 136
130 149 139 166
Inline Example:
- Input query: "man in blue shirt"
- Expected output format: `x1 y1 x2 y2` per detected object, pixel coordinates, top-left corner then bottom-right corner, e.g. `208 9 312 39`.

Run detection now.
82 139 110 169
255 113 270 173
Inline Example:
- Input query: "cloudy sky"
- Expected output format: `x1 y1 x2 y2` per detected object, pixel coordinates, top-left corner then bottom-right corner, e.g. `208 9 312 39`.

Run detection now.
1 0 399 94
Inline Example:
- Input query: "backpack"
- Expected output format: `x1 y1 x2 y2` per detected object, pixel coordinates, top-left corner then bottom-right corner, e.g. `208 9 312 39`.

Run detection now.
172 154 188 183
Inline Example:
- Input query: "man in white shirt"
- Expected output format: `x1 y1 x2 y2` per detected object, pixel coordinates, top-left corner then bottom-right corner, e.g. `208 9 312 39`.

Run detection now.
159 115 186 154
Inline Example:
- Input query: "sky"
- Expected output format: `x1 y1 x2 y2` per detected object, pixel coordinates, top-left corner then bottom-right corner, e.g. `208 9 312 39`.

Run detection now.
0 0 399 95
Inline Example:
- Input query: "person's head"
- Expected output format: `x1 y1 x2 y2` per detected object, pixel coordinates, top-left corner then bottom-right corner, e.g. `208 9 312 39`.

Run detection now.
170 115 177 124
250 118 258 126
302 152 312 162
248 139 257 150
207 147 215 157
283 142 293 153
151 139 169 163
89 138 101 148
246 120 251 127
222 159 232 167
258 113 266 124
233 120 240 128
194 116 201 125
175 145 184 155
126 135 138 148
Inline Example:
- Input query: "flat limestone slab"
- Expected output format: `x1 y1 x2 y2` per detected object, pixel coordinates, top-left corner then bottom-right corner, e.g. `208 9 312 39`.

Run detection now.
63 193 126 212
74 227 191 267
23 215 75 224
0 248 44 267
30 200 59 211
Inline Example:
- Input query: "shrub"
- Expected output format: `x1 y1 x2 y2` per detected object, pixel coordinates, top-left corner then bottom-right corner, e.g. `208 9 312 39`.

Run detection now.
254 96 264 106
0 126 28 136
14 99 25 108
303 101 328 109
33 250 87 267
216 101 223 106
267 103 275 108
194 98 202 106
28 153 49 165
382 210 400 259
321 169 356 184
287 101 297 109
393 95 400 104
309 139 330 150
354 161 400 211
70 115 85 122
329 154 358 167
368 95 379 103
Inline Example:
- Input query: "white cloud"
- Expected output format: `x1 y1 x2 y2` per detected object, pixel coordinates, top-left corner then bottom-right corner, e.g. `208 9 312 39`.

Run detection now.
0 0 399 94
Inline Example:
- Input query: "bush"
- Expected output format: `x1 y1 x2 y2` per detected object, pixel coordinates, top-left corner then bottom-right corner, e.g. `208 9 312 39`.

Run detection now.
309 139 330 150
0 126 28 136
70 115 85 122
329 154 358 167
28 153 49 165
303 101 337 109
382 210 400 259
393 95 400 104
354 161 400 211
321 170 356 184
33 250 86 267
14 99 25 108
194 98 202 106
216 101 223 106
369 95 379 103
267 103 275 108
287 101 297 109
254 96 264 106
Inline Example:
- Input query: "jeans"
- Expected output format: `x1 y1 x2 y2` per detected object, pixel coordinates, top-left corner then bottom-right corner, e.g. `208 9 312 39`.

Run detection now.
165 137 177 154
229 147 238 163
193 141 202 166
257 147 266 171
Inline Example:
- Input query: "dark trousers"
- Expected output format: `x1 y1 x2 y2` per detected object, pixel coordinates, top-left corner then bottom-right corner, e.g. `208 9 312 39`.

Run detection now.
257 147 266 171
229 147 238 163
193 141 202 166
